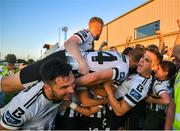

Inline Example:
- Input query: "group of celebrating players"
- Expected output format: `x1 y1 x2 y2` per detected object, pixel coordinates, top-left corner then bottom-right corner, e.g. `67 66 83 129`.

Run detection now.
0 17 180 130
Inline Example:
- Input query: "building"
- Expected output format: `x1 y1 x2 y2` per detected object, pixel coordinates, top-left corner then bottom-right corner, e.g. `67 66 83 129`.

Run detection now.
40 43 59 59
95 0 180 51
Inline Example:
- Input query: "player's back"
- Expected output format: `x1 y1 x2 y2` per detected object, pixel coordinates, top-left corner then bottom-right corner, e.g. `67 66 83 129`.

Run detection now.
66 51 129 76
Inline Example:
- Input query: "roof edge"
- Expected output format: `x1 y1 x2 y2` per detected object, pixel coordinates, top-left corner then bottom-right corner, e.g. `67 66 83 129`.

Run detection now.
104 0 154 26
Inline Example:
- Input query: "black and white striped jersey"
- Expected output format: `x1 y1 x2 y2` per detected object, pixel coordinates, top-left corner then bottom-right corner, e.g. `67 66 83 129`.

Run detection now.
74 29 94 51
66 50 129 82
152 79 171 95
0 82 63 130
149 79 171 112
59 93 81 118
58 29 94 52
115 74 152 107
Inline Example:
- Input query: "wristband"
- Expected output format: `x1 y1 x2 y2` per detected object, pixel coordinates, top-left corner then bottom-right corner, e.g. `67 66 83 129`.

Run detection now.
96 95 103 99
98 105 104 109
69 102 78 110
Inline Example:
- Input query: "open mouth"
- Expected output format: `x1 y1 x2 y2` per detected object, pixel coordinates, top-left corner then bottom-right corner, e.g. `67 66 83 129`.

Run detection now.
137 64 143 71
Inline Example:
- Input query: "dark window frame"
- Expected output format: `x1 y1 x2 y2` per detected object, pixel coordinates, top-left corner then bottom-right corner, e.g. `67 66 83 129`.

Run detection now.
134 20 160 40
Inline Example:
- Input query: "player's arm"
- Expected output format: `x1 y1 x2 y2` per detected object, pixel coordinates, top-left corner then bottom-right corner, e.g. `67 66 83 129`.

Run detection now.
175 19 180 47
64 35 89 75
77 87 108 107
75 69 113 87
164 96 175 130
69 102 103 116
156 30 165 54
0 124 8 130
104 81 132 116
93 86 108 98
146 91 170 105
0 105 27 130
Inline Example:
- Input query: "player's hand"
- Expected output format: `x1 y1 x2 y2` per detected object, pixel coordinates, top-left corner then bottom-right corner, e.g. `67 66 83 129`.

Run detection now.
177 19 180 29
19 63 27 70
78 60 89 75
145 96 153 103
155 30 163 40
103 81 114 96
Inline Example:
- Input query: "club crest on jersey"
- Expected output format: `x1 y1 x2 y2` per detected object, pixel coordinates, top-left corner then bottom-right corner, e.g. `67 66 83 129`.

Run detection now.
3 110 23 126
129 89 142 101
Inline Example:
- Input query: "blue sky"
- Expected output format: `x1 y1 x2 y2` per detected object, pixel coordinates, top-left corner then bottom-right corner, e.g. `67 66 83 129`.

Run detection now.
0 0 147 60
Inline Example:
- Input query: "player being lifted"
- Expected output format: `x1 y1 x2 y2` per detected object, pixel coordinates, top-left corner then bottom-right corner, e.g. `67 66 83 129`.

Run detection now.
0 47 145 93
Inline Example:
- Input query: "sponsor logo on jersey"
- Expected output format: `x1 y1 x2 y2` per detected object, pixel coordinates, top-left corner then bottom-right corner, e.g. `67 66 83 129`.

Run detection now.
3 110 22 126
79 30 88 38
129 89 142 101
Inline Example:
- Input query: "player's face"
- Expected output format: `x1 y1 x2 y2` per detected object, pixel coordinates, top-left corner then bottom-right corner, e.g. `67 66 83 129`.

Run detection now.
154 65 168 80
137 51 158 75
51 72 75 101
89 22 103 40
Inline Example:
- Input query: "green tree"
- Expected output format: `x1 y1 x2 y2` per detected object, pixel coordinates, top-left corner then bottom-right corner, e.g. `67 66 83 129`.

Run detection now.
27 59 35 65
16 59 27 64
5 54 16 64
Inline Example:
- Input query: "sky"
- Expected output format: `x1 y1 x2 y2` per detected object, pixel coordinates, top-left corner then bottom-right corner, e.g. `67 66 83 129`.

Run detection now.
0 0 148 60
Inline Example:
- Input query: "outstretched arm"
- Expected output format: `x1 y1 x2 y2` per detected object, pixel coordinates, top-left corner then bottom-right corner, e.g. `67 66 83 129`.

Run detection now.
69 102 104 117
75 69 113 87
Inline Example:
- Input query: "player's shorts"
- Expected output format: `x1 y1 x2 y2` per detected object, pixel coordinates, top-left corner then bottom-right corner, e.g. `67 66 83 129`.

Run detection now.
54 107 81 130
20 50 66 88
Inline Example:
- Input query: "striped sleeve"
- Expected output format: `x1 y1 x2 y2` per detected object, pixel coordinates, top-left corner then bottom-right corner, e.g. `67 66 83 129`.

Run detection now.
74 30 90 44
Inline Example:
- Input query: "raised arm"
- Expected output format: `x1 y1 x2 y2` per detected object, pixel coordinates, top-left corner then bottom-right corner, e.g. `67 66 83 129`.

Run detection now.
156 30 165 54
174 19 180 47
64 35 89 75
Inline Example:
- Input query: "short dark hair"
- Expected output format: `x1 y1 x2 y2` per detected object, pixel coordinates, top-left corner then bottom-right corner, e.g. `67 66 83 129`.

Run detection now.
146 44 159 52
122 47 133 55
40 58 72 83
160 61 176 79
128 47 146 62
135 44 145 49
146 48 163 64
89 17 104 25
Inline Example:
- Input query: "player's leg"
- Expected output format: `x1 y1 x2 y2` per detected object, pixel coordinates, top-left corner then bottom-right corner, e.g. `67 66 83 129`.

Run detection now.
0 73 23 93
0 50 67 93
20 50 67 87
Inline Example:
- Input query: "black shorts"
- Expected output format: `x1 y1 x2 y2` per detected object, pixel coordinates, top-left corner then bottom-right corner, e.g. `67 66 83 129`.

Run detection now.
20 50 66 87
105 107 130 130
54 107 81 130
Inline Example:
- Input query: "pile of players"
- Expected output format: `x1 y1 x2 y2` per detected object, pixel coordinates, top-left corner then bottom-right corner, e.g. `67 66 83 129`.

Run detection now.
0 17 180 130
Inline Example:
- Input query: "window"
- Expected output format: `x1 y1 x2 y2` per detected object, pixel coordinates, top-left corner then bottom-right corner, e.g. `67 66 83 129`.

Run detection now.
135 21 160 39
